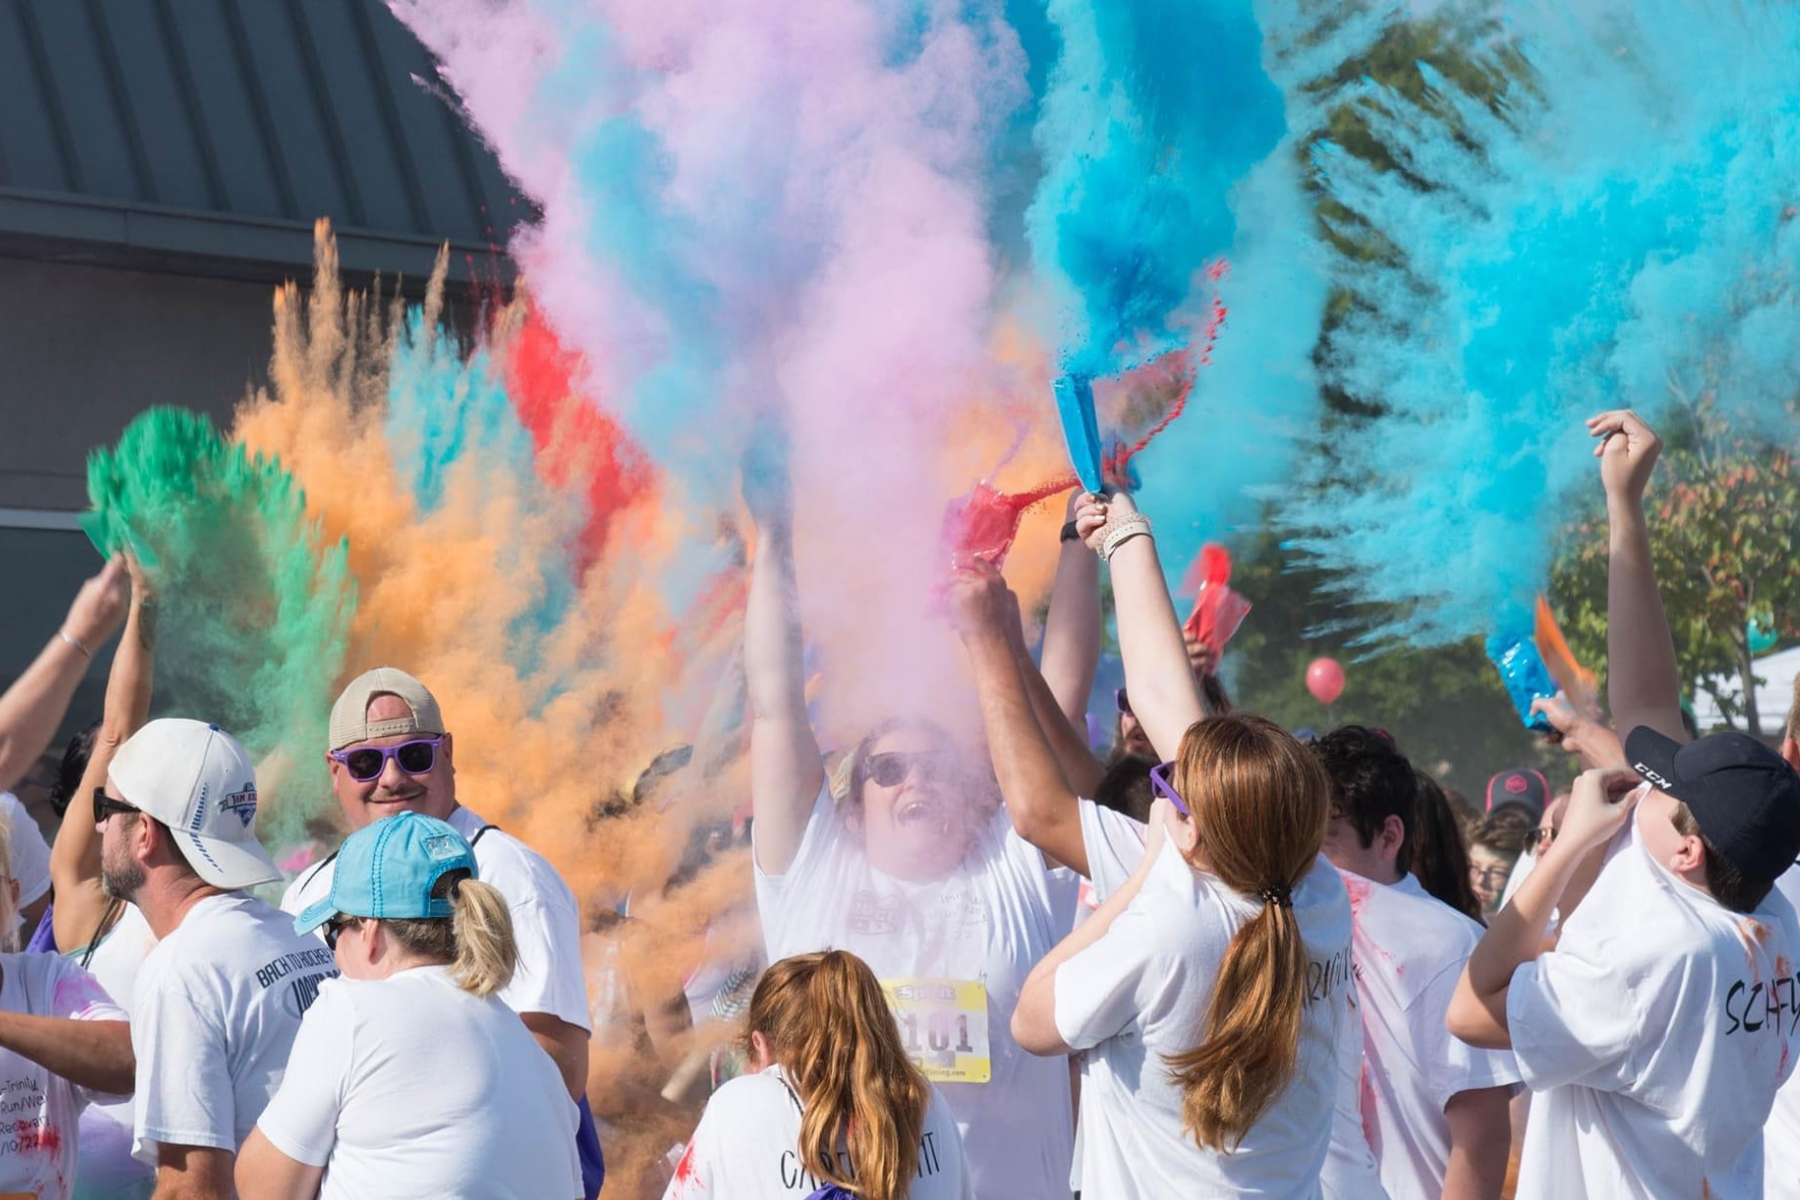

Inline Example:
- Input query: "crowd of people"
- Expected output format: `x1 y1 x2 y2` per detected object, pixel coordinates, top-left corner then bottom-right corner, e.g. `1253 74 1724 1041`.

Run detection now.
0 407 1794 1199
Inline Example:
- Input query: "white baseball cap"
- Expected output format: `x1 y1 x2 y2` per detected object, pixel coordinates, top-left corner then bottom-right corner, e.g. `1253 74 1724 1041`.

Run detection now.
109 719 280 890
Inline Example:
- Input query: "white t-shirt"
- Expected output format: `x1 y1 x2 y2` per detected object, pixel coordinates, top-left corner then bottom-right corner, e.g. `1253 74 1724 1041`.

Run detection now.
0 952 127 1200
1054 834 1355 1200
256 965 581 1199
1077 800 1383 1199
1760 859 1800 1200
663 1065 971 1200
1 791 53 913
1339 870 1520 1200
281 805 590 1032
1507 816 1800 1199
753 789 1073 1200
131 892 339 1162
66 903 157 1200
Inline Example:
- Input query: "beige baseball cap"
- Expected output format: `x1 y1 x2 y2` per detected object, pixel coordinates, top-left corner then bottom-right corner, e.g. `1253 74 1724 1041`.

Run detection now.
328 667 445 750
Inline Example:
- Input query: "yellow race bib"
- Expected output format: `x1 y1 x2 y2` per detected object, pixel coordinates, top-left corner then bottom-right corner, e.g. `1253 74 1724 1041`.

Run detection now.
882 977 991 1084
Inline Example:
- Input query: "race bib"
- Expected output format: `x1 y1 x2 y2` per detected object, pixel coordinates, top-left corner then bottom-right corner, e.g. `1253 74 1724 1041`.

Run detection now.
882 977 990 1084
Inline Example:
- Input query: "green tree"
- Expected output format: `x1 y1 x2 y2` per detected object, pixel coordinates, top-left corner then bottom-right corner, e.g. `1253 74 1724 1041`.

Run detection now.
1219 524 1566 796
1550 397 1800 735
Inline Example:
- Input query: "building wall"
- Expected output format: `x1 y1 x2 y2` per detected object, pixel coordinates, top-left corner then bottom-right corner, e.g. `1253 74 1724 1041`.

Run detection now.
0 253 272 512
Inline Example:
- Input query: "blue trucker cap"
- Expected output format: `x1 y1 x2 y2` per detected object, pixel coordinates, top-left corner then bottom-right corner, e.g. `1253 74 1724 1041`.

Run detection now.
295 811 478 934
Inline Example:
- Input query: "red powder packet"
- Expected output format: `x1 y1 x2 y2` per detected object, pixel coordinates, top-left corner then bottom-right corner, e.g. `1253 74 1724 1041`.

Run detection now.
1181 544 1251 659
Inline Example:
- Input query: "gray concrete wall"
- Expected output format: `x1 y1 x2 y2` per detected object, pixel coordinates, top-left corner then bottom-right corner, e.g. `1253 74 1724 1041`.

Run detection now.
0 254 273 511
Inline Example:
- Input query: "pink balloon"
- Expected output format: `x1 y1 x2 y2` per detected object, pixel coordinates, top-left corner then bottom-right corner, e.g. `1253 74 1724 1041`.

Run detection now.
1306 657 1346 705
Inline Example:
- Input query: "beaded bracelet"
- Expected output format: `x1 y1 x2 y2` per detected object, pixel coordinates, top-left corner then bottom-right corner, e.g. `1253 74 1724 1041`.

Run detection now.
1099 516 1153 562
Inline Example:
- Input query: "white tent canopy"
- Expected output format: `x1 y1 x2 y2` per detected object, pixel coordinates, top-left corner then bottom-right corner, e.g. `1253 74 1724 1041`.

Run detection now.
1691 645 1800 735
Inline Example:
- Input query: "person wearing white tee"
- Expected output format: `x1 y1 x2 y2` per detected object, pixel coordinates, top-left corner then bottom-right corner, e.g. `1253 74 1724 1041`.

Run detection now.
742 454 1073 1200
237 811 581 1200
1003 489 1355 1199
1311 726 1518 1200
1766 855 1800 1200
1762 687 1800 1200
944 558 1385 1200
98 718 339 1200
44 549 161 1199
1450 729 1800 1200
0 790 53 937
0 815 136 1200
280 666 599 1195
666 949 970 1200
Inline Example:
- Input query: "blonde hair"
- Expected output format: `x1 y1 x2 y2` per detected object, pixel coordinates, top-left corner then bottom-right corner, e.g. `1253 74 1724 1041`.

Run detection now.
744 951 931 1200
1163 714 1331 1151
376 871 516 997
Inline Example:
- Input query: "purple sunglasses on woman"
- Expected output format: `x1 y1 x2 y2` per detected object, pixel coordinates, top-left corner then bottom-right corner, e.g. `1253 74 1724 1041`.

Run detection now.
1148 761 1190 816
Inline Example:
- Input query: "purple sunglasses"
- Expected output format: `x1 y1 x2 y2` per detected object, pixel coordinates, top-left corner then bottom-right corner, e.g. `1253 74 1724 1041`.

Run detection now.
1149 760 1190 816
328 736 444 783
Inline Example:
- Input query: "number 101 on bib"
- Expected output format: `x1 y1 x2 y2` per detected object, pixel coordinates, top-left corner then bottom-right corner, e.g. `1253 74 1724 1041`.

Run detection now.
881 977 992 1084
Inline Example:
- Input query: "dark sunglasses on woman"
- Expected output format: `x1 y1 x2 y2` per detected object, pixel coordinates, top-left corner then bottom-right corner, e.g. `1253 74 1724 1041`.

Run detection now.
861 750 959 790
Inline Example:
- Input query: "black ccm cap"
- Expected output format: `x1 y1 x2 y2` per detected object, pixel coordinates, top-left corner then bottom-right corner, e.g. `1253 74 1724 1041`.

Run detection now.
1627 726 1800 887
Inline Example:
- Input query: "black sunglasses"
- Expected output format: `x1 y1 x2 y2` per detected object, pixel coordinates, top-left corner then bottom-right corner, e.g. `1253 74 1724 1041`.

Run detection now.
1115 687 1133 717
328 737 443 784
861 750 958 790
323 915 362 952
93 788 140 826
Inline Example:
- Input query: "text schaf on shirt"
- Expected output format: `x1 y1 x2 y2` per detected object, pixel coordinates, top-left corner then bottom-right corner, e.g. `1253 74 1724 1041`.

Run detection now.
778 1130 950 1191
1724 966 1800 1037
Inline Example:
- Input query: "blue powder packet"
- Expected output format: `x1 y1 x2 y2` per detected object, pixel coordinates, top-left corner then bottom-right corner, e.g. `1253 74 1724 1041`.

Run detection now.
1486 632 1557 733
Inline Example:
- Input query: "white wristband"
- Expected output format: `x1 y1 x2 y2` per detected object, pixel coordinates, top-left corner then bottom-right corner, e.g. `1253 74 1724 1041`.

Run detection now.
1100 516 1153 562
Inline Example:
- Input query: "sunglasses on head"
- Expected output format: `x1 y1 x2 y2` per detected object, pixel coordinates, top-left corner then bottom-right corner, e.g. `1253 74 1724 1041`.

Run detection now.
323 914 363 952
1149 761 1191 816
329 737 443 783
93 788 140 826
861 750 957 790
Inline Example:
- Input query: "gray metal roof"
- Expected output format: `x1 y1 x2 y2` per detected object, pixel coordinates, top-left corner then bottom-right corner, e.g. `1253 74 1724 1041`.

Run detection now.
0 0 530 283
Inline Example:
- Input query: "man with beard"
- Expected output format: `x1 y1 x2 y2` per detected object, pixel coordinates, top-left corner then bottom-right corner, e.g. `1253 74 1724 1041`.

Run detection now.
98 719 336 1200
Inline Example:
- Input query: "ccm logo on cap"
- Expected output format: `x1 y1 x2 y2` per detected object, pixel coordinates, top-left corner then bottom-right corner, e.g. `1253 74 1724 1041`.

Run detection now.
1632 762 1674 791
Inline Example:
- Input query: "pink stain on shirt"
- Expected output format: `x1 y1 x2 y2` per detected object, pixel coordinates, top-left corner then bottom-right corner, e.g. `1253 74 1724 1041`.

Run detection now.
52 972 110 1020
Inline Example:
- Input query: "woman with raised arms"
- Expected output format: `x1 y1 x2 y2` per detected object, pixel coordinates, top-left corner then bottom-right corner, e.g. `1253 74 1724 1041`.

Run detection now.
1006 490 1357 1199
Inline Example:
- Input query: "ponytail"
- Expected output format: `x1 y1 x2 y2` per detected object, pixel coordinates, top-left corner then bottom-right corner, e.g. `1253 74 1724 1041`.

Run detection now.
377 870 518 998
445 877 516 997
745 951 931 1200
1161 715 1331 1151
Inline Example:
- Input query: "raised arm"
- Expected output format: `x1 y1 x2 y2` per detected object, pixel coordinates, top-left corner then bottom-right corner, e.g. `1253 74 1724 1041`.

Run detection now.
53 556 157 951
949 561 1089 875
1014 632 1106 803
743 429 823 874
1039 491 1103 733
1589 410 1687 743
0 558 129 793
1073 492 1202 761
1449 766 1638 1048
